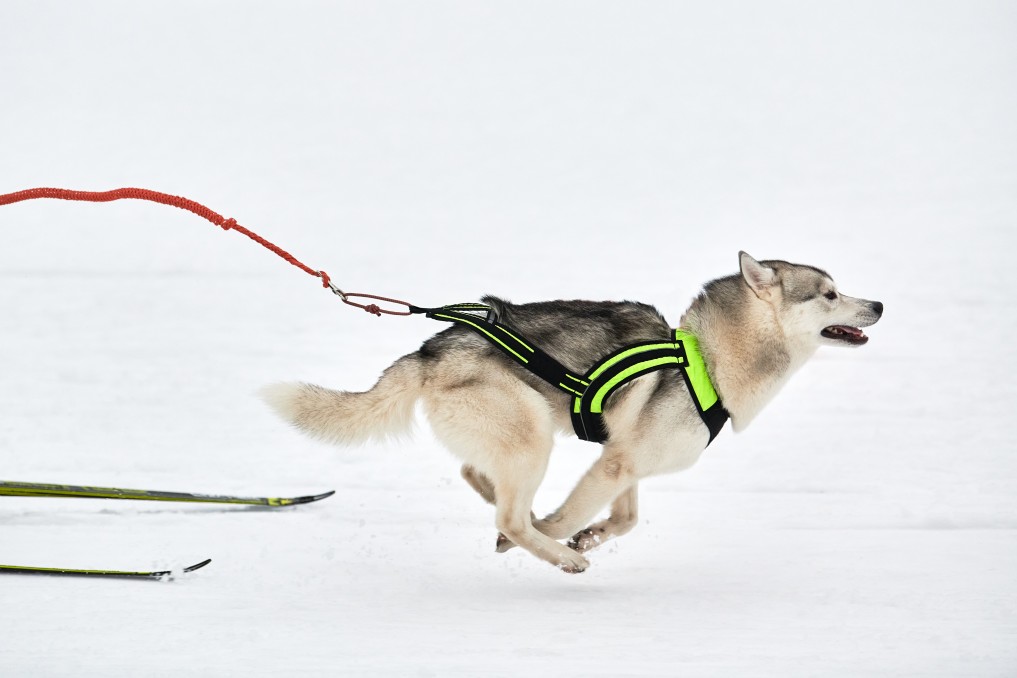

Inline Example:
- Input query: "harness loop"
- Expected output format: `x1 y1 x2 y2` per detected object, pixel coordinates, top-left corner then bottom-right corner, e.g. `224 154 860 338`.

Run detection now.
338 292 415 317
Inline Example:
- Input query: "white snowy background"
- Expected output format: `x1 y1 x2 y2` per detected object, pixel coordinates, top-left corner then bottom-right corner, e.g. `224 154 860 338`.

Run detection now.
2 1 1015 676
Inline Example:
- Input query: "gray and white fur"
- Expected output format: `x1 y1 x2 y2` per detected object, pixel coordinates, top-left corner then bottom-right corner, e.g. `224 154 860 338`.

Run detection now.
263 252 883 573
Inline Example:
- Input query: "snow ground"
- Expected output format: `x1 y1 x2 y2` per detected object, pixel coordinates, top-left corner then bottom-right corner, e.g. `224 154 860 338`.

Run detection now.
1 1 1016 676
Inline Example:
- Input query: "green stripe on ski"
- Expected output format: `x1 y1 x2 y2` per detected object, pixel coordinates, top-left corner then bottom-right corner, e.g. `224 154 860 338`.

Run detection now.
0 481 334 506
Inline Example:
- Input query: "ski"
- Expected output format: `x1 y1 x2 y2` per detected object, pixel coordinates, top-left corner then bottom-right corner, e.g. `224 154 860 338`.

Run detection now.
0 480 334 507
0 558 212 580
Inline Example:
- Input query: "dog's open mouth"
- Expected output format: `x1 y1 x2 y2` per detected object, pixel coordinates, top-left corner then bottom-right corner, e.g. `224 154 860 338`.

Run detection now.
822 325 868 345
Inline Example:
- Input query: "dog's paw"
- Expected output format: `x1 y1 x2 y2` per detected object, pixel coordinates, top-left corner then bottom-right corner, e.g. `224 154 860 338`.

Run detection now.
495 533 516 553
557 551 590 574
567 528 603 553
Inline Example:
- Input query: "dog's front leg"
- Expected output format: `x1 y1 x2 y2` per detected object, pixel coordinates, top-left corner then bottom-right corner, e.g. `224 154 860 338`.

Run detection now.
567 484 639 553
496 480 639 554
530 448 637 542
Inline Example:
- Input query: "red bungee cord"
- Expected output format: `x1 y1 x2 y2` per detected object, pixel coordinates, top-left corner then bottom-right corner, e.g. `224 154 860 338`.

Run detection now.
0 187 414 316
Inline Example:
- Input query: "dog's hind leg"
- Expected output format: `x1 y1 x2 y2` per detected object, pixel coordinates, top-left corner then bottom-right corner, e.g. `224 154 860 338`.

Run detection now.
424 376 589 573
567 484 639 553
461 465 542 551
490 455 589 573
461 465 496 504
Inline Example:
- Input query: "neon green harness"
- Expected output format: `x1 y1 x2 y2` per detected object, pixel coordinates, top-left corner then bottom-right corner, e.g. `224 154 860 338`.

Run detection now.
413 303 729 445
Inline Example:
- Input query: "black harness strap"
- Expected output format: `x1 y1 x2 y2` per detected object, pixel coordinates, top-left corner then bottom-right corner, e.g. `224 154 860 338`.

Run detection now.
414 304 589 396
413 303 729 446
570 340 688 443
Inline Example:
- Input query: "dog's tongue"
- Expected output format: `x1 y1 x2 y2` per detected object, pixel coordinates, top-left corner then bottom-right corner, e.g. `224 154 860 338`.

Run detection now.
822 325 869 344
832 325 863 338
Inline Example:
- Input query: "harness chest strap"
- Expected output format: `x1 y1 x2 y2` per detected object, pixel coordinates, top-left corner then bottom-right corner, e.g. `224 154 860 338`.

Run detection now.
414 304 729 446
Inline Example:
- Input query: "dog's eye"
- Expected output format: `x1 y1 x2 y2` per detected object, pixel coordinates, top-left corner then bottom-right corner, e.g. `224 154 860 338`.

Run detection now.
824 291 838 300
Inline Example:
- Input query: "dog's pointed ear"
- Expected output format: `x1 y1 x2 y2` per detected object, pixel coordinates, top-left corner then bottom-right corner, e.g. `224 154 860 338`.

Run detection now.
739 251 778 299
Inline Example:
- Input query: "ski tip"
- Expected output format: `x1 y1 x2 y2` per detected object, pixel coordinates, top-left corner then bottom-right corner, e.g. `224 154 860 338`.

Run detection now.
285 490 335 505
183 558 212 574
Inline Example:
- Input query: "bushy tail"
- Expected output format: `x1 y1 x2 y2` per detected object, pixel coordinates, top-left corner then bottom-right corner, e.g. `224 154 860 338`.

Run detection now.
261 355 422 446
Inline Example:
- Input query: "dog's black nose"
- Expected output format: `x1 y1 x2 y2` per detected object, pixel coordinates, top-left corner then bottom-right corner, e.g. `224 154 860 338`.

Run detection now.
871 301 884 316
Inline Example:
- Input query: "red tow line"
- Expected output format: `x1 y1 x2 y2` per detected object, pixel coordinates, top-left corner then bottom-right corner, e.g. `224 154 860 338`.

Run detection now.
0 187 414 316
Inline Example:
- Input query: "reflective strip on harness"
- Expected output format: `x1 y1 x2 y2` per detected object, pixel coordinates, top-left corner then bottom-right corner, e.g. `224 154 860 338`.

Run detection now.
590 356 683 413
431 313 533 363
416 304 729 446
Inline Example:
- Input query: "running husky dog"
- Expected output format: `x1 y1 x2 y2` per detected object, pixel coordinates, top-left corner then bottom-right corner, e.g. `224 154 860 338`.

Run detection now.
264 252 883 573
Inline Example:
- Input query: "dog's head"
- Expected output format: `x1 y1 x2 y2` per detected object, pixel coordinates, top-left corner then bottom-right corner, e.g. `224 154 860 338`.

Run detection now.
739 251 883 347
